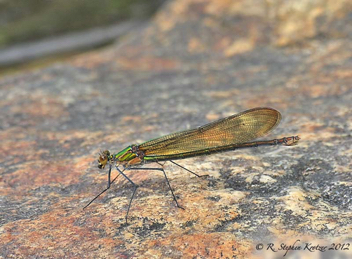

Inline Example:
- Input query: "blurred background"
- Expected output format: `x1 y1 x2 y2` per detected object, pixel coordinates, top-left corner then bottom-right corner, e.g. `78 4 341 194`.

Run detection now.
0 0 166 74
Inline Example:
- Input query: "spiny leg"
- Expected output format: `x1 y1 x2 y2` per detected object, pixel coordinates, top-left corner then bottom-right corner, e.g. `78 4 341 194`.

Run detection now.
168 160 202 177
115 166 138 223
127 166 184 210
84 164 122 209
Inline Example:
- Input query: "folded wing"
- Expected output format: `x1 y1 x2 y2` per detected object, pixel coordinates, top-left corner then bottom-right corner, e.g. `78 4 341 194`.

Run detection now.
139 107 281 156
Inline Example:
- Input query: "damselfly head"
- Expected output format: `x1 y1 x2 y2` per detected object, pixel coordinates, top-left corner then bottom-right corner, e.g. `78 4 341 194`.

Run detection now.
98 150 111 169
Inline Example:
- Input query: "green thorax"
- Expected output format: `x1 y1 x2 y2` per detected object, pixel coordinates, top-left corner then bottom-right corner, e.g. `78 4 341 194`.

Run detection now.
114 145 137 162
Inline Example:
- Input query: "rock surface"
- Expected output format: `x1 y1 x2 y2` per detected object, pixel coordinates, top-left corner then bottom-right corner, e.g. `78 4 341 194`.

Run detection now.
0 0 351 258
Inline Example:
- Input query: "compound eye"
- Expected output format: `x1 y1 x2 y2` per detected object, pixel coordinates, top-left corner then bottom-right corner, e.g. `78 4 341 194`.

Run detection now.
97 150 110 169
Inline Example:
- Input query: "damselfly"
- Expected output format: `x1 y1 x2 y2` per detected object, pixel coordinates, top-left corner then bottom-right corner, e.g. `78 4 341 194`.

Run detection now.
84 107 300 222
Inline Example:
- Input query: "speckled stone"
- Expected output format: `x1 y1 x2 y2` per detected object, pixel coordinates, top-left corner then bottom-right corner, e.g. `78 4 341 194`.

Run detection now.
0 0 351 258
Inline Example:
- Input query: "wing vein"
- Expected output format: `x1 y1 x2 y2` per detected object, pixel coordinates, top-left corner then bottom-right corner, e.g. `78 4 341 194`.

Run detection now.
139 107 281 157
